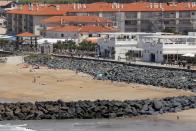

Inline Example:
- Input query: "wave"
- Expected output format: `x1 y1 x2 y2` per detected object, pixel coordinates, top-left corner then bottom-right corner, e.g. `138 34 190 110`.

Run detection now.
0 124 36 131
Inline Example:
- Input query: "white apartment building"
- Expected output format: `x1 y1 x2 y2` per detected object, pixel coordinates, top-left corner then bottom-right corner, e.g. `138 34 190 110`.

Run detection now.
141 35 196 63
6 2 196 36
68 2 196 33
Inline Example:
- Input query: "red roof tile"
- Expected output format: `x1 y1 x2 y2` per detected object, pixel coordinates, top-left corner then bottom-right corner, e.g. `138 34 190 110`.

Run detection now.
84 37 98 44
7 4 69 16
16 32 36 37
42 16 112 24
6 2 196 16
46 25 116 33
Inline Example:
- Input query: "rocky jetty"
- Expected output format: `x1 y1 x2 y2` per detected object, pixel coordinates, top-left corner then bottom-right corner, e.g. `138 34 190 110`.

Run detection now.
25 55 196 92
0 96 195 120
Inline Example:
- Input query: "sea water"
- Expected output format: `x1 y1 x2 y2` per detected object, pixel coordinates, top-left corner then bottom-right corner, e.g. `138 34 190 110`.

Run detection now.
0 119 196 131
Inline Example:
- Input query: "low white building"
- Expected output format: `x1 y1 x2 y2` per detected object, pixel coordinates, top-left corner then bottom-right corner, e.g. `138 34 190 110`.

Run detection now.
97 32 165 60
44 25 115 44
141 35 196 63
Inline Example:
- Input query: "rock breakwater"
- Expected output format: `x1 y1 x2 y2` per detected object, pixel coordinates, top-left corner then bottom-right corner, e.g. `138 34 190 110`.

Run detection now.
0 96 196 120
25 55 196 92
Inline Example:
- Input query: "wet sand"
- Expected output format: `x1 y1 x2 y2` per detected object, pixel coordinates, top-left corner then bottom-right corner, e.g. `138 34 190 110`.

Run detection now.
148 109 196 122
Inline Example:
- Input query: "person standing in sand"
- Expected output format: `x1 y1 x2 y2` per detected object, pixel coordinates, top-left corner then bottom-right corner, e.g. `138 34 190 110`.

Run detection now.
33 76 36 83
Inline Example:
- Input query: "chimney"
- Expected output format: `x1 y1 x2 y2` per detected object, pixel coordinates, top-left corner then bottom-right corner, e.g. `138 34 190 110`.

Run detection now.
36 5 39 11
172 2 176 6
60 17 63 25
159 3 162 9
73 3 76 10
194 2 196 7
188 2 191 8
121 4 124 9
117 3 120 9
56 5 60 11
150 3 153 8
18 5 23 10
29 3 32 11
83 4 86 9
191 2 193 7
113 2 117 8
31 4 34 11
112 3 114 9
154 3 158 8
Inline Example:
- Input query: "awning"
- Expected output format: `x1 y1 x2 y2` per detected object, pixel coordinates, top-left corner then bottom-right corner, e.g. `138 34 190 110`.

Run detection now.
16 32 37 37
0 35 16 41
129 47 143 51
182 53 195 57
37 38 66 45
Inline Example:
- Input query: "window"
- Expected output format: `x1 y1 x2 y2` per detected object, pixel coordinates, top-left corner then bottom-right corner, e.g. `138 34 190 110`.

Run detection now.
132 36 136 39
160 51 162 54
89 34 92 37
61 34 64 37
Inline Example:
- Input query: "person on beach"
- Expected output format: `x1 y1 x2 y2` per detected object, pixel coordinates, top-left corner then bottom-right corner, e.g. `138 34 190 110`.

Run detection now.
33 76 36 83
76 68 79 74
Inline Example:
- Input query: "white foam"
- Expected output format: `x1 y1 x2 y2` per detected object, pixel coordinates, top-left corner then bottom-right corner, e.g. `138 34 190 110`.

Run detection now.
0 124 36 131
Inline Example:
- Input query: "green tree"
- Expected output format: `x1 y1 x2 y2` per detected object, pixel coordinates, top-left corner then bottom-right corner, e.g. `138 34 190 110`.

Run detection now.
78 41 96 52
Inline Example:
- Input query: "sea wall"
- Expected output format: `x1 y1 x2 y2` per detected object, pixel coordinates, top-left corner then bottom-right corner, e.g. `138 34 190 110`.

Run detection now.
24 55 196 92
0 96 196 120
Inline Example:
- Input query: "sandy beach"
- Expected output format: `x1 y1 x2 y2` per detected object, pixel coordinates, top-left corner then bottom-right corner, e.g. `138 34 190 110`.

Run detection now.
0 56 196 122
0 56 195 102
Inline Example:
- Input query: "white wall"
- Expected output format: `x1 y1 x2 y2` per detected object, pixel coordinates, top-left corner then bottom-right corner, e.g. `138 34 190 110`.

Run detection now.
97 37 115 57
45 31 79 43
33 16 53 35
163 43 196 55
115 39 138 60
191 11 196 31
142 42 164 63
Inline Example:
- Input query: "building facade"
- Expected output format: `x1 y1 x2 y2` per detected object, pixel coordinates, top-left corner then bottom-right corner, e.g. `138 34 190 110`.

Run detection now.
69 2 196 33
97 32 156 60
6 2 196 35
44 25 115 44
141 35 196 63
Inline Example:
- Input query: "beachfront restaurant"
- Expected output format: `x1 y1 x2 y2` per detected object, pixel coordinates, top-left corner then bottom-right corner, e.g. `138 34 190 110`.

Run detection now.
97 32 153 60
141 35 196 63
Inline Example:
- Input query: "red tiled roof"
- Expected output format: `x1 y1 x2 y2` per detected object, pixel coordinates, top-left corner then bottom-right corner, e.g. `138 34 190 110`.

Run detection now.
16 32 36 37
79 25 116 33
6 2 196 16
42 16 112 24
84 37 98 44
47 26 79 32
7 2 196 15
46 25 116 33
7 4 69 16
